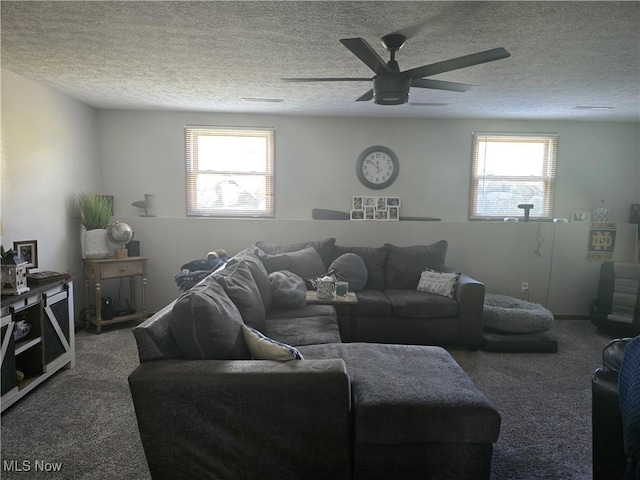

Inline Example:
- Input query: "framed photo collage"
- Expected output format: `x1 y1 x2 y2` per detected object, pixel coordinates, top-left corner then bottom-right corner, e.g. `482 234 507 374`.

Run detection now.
351 196 401 221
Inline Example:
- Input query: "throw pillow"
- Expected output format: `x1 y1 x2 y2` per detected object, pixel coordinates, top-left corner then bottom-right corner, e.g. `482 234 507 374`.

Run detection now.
417 269 460 299
255 246 326 279
242 325 304 361
269 270 307 309
384 241 449 289
254 238 336 269
328 253 368 292
328 245 388 290
214 260 266 331
170 278 250 360
228 248 273 311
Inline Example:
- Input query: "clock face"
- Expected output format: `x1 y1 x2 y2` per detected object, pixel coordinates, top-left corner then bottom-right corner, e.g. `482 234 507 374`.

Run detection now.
356 146 399 190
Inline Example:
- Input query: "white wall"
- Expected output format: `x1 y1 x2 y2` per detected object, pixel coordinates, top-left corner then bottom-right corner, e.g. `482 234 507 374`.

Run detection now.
1 70 99 315
97 110 640 315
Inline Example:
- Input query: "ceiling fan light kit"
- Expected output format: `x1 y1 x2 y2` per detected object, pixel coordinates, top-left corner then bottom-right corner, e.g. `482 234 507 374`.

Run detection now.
284 24 510 106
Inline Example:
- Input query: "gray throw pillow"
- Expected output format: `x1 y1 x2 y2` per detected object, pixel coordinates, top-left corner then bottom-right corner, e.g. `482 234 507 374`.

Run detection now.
255 246 326 280
269 270 307 309
170 277 250 360
384 241 449 289
214 260 266 331
329 245 388 290
328 253 368 292
254 238 336 269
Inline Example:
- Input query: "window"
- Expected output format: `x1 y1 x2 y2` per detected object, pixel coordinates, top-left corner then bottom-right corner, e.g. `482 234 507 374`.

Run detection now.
185 126 275 218
470 132 558 220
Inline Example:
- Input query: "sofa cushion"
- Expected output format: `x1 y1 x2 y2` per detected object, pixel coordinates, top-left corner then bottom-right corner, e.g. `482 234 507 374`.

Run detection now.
256 246 326 280
170 277 250 360
384 241 449 289
329 253 368 292
297 343 501 444
330 245 387 290
264 314 342 346
267 303 336 320
385 289 459 319
354 289 392 317
214 260 266 331
241 325 304 361
229 248 273 311
255 237 336 269
417 269 460 299
269 270 307 309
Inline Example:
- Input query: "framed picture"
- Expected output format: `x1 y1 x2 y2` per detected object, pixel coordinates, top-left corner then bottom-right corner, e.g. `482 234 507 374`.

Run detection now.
571 211 590 222
376 209 389 220
376 197 387 210
352 196 363 210
363 197 376 208
364 206 375 220
350 209 364 220
387 197 401 207
14 240 38 269
388 206 400 220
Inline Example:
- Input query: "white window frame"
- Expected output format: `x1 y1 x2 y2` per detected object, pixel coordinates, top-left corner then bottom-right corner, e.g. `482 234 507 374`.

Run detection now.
185 126 275 218
470 132 559 220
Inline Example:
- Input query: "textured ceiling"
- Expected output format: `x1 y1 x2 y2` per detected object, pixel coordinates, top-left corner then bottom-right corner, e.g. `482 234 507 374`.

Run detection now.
2 1 639 121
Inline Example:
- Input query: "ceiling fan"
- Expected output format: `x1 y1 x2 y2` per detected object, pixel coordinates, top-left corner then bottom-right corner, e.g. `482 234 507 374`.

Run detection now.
283 27 510 106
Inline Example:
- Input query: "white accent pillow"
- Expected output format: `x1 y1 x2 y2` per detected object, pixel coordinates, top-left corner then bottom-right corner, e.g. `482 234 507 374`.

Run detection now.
417 270 460 298
241 325 304 361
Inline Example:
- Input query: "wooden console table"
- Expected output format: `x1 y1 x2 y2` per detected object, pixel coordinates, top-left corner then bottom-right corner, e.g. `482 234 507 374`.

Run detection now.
83 257 148 334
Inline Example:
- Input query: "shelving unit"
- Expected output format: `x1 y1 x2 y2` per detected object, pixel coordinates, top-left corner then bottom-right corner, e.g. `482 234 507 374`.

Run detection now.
1 279 75 413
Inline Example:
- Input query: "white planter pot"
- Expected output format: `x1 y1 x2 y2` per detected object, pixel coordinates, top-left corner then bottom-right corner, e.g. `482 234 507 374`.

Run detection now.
84 229 110 259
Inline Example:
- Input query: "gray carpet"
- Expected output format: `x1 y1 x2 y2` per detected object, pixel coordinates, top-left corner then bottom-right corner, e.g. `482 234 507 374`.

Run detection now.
1 319 614 479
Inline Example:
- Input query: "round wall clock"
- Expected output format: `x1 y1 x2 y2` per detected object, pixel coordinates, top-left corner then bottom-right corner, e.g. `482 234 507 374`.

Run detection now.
356 146 399 190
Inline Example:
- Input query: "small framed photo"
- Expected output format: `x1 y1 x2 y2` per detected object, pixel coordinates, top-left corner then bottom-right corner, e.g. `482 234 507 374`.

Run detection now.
364 206 375 220
350 209 364 220
14 240 38 269
387 197 401 207
363 197 376 208
571 211 590 222
388 206 400 220
376 197 387 210
376 209 389 220
352 196 363 210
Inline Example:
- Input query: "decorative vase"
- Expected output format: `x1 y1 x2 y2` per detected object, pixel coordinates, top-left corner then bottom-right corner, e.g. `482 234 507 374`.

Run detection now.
84 229 110 259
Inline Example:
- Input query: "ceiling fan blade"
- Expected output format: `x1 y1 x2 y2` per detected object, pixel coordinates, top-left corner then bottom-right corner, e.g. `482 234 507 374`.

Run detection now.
410 78 475 92
282 77 371 82
340 38 392 75
356 89 374 102
405 47 511 79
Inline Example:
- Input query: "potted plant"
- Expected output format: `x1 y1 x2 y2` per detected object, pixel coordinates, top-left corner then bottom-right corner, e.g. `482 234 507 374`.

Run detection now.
78 193 112 259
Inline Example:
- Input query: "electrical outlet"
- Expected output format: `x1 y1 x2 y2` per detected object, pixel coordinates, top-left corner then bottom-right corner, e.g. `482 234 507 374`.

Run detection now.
521 282 529 293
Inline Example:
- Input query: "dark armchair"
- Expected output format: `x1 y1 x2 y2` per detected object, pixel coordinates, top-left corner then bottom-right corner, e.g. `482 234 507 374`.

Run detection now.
592 336 640 480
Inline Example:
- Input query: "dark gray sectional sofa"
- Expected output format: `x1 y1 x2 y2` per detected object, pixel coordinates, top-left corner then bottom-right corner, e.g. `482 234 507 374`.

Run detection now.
254 238 486 348
128 240 500 480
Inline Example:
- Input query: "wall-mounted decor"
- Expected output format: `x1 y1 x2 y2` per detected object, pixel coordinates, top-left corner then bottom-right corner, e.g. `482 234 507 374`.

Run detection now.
571 212 590 222
355 146 399 190
588 223 616 261
350 196 401 221
13 240 38 269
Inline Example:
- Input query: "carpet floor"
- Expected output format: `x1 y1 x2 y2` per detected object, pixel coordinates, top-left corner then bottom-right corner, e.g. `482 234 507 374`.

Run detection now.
0 319 615 479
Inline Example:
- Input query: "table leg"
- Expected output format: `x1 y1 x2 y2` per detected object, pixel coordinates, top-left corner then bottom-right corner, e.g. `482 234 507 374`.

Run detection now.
94 281 102 334
141 275 147 318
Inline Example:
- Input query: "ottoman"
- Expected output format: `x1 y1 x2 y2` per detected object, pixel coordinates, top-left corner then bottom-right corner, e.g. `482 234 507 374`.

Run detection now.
299 343 502 480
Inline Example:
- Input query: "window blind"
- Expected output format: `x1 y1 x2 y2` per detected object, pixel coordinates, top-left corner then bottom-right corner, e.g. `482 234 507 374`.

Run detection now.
185 126 275 218
470 132 559 220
